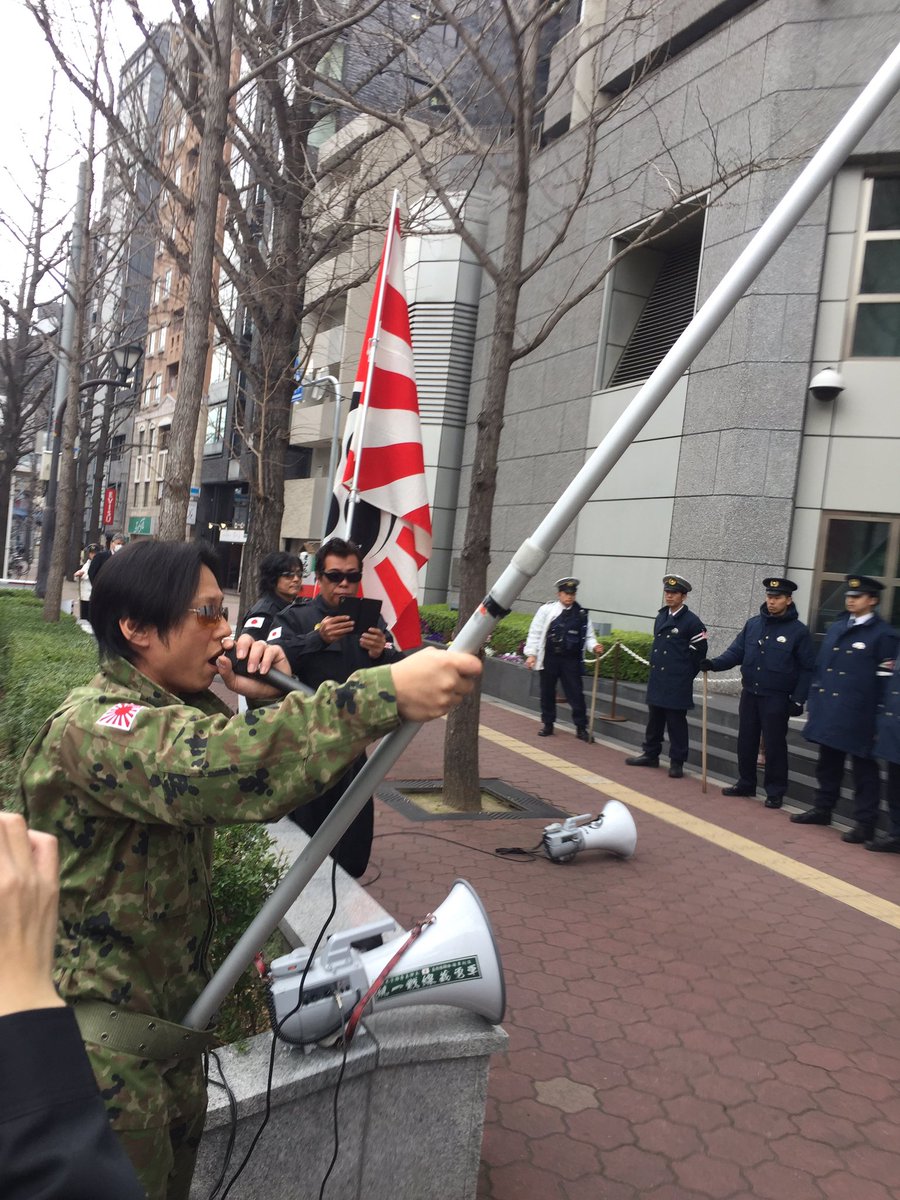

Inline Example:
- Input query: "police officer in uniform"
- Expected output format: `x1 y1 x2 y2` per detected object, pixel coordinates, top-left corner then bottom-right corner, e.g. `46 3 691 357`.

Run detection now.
626 574 707 777
792 574 899 842
699 578 816 808
525 577 599 741
871 654 900 853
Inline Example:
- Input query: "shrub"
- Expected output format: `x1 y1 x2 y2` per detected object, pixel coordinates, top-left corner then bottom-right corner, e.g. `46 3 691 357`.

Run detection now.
0 590 287 1041
596 630 653 684
419 603 532 658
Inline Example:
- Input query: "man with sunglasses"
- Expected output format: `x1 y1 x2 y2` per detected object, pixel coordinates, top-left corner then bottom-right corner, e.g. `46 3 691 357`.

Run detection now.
18 539 480 1200
264 537 398 878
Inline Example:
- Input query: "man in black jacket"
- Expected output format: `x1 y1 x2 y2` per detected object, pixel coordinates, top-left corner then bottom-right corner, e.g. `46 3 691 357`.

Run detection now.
266 536 398 877
626 574 707 778
700 578 816 808
793 574 898 843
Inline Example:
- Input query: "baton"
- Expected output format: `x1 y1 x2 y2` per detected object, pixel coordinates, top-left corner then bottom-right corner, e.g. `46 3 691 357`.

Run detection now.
183 43 900 1030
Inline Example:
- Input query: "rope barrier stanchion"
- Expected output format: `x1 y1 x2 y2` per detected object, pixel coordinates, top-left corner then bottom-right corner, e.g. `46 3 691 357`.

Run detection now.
600 642 629 723
588 654 600 742
702 671 709 795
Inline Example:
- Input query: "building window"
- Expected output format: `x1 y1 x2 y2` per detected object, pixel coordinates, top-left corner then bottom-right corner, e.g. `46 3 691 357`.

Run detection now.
813 512 900 632
598 205 705 389
205 403 227 451
849 175 900 358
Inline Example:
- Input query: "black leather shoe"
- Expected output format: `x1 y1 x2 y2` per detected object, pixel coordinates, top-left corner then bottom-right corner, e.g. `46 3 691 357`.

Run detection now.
668 763 683 778
625 754 659 767
764 797 783 809
538 725 554 737
841 823 875 844
866 836 900 853
722 785 755 797
576 728 590 742
790 809 831 825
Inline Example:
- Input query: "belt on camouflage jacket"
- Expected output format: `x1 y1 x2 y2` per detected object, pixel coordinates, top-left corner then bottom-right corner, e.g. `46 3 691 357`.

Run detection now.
73 1001 219 1061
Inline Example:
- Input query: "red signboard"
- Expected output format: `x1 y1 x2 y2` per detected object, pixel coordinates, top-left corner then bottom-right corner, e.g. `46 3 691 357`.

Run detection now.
102 486 117 528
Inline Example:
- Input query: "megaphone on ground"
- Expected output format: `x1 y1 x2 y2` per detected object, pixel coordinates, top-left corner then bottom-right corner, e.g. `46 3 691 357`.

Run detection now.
269 879 505 1045
542 799 637 863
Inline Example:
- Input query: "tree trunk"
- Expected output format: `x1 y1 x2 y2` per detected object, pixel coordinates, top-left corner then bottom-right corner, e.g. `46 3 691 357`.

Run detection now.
158 0 235 541
43 164 93 623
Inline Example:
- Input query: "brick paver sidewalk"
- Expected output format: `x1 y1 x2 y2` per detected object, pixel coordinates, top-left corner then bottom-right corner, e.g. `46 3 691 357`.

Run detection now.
365 700 900 1200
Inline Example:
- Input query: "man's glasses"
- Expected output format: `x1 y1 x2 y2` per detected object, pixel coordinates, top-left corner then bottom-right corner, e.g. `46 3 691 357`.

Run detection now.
189 605 229 626
279 571 302 579
321 569 362 584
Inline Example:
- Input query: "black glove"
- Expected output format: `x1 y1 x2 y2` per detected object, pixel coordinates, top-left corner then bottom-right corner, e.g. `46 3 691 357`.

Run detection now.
788 701 804 717
697 661 712 672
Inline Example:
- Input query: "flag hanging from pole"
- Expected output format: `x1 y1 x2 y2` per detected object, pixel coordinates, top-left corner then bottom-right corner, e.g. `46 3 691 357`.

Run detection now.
325 205 432 649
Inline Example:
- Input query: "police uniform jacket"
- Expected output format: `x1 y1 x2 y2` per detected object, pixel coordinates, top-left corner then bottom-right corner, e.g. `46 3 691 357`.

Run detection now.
270 594 397 689
524 600 599 672
19 656 399 1130
875 656 900 766
646 606 708 710
803 613 899 757
0 1007 144 1199
706 602 816 702
239 591 304 641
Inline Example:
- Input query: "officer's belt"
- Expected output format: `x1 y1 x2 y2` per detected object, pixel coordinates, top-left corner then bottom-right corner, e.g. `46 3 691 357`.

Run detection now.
73 1001 218 1061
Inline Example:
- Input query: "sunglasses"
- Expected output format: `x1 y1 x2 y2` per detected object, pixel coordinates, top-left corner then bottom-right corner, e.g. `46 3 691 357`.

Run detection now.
321 569 362 584
279 571 302 579
189 604 230 626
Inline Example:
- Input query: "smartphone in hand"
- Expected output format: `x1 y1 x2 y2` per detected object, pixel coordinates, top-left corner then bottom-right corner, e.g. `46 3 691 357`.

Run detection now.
338 595 383 634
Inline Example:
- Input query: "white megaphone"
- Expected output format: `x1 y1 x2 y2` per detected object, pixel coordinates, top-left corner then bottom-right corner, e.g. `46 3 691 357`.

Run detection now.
542 799 637 863
268 879 505 1046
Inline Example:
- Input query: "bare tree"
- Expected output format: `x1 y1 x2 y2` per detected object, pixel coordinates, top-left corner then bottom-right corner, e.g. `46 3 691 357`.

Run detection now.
0 98 67 572
327 0 793 808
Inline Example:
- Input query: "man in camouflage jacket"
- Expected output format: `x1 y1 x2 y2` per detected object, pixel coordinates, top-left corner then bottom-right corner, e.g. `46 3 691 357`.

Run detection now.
19 540 478 1199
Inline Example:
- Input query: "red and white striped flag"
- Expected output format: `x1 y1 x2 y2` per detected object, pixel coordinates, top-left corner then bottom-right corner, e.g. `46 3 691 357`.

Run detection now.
325 203 432 649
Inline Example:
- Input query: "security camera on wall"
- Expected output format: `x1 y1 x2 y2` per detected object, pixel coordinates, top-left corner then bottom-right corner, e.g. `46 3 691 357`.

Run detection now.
809 367 845 401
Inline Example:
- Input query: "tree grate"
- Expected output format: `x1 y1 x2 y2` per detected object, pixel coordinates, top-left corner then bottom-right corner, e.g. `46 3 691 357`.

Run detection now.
376 778 566 822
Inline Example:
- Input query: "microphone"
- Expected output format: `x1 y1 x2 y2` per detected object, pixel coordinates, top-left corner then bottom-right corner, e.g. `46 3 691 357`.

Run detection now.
220 646 311 696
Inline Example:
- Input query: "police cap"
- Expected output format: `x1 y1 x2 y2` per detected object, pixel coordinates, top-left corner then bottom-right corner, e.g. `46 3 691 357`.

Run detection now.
662 574 691 594
763 577 797 596
845 574 884 596
555 577 579 593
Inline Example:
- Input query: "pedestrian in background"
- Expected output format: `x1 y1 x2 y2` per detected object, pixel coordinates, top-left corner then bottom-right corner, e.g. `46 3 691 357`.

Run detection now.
524 577 599 742
700 578 815 808
626 574 707 778
73 544 100 625
793 574 898 843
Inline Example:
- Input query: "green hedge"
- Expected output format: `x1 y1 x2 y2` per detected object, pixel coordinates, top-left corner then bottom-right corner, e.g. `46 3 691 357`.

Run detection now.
0 590 285 1041
420 602 652 682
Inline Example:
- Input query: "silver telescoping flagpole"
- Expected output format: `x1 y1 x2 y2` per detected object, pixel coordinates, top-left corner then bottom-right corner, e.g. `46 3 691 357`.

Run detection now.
185 40 900 1030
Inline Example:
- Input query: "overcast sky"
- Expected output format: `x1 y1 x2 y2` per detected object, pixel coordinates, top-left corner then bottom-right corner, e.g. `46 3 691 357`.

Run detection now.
0 0 174 297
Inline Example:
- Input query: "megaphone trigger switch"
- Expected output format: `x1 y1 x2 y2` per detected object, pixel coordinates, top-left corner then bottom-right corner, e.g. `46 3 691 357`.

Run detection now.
541 800 637 863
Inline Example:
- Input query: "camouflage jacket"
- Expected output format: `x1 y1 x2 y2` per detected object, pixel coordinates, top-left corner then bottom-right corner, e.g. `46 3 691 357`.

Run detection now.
19 655 399 1025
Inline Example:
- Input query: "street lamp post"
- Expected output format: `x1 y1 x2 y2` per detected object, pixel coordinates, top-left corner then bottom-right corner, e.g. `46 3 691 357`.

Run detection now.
35 343 143 597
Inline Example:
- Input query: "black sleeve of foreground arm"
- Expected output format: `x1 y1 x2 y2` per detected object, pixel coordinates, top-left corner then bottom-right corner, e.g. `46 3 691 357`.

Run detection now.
0 1007 145 1200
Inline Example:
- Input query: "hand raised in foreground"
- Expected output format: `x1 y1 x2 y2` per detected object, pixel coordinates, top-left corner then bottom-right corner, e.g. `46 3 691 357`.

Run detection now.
390 647 482 722
0 813 65 1017
216 633 295 701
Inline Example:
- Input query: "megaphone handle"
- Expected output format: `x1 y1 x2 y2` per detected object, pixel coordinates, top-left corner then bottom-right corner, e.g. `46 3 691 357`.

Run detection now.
220 646 312 697
344 913 435 1043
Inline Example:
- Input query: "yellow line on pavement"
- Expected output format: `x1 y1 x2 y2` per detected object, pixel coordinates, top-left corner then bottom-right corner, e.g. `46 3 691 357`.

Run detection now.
479 725 900 931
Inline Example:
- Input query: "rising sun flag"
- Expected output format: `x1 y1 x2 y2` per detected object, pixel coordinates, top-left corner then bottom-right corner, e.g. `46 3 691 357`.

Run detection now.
324 196 432 649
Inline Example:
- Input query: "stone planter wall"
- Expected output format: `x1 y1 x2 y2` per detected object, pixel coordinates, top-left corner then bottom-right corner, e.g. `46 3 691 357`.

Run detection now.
190 819 507 1199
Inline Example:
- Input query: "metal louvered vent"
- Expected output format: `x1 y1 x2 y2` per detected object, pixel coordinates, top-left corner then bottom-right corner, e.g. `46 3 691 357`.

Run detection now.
609 243 701 386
